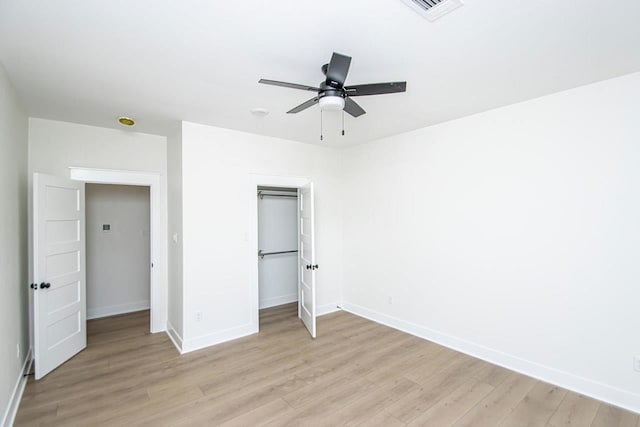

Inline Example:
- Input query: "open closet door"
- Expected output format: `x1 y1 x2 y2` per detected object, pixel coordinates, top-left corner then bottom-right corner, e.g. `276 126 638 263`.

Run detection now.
33 173 86 379
299 182 317 338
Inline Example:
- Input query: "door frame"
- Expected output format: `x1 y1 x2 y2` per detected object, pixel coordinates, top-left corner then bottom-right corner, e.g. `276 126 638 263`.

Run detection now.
69 167 165 333
248 174 310 333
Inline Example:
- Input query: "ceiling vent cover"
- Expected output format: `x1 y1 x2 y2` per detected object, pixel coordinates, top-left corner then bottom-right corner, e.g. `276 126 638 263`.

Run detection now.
401 0 464 21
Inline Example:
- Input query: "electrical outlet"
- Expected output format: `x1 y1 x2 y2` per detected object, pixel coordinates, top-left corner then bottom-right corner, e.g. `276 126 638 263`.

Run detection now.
634 355 640 372
196 311 203 322
16 343 20 361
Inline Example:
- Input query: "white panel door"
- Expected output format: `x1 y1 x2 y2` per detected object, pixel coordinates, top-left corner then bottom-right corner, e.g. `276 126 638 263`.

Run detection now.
298 182 317 338
33 173 86 379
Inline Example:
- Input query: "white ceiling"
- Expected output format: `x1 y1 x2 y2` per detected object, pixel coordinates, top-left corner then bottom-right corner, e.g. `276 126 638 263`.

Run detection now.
0 0 639 146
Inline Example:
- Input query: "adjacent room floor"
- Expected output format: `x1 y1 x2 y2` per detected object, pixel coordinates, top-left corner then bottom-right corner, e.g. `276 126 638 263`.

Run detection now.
15 305 638 426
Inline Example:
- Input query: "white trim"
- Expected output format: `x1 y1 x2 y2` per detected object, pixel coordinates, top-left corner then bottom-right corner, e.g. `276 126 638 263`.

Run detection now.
87 301 150 320
69 167 166 333
247 174 311 336
178 304 340 355
181 323 256 354
259 294 298 309
340 301 640 415
2 348 33 427
317 303 341 317
166 321 183 354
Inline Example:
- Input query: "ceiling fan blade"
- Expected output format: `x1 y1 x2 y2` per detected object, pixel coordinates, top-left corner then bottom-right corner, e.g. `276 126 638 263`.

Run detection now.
345 81 407 96
344 97 366 118
259 79 319 92
325 53 351 88
287 97 319 114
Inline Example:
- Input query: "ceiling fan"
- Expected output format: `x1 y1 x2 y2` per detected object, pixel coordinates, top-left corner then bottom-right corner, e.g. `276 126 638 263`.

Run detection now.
258 52 406 118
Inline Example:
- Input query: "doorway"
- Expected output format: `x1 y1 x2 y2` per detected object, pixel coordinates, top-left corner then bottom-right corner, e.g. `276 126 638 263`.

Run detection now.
248 174 317 339
85 184 150 322
30 169 165 379
69 167 164 333
257 187 299 325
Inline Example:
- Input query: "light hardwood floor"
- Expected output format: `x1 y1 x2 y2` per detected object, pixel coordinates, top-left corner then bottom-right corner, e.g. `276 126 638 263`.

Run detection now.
15 304 639 426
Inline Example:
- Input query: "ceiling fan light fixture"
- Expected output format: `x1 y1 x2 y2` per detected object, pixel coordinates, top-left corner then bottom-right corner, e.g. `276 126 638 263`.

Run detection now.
318 95 345 111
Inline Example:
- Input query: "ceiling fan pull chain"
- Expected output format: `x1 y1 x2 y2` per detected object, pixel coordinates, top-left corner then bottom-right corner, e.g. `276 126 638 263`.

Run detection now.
320 110 323 141
342 110 345 136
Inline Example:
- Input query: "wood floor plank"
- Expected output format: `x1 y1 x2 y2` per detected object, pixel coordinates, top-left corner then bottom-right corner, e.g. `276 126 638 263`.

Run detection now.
452 372 538 427
320 376 419 426
402 346 465 384
591 404 640 427
386 353 487 423
498 381 567 427
14 305 638 426
547 391 601 427
472 362 513 387
218 398 294 427
406 379 495 426
364 339 441 383
359 410 407 427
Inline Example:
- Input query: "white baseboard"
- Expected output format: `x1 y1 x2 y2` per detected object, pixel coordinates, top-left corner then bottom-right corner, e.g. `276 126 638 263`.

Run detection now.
166 321 183 354
259 293 297 309
2 348 32 427
317 302 341 316
340 302 640 415
182 323 257 354
179 302 340 354
87 300 150 319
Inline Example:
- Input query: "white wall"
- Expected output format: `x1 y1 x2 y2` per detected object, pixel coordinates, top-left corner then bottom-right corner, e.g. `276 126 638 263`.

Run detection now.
28 118 168 330
85 184 150 319
180 122 343 352
341 72 640 412
0 63 29 426
167 123 184 345
258 193 298 309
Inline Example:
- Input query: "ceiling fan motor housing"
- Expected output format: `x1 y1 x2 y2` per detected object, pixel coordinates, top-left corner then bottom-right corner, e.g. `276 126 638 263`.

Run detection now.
318 84 345 98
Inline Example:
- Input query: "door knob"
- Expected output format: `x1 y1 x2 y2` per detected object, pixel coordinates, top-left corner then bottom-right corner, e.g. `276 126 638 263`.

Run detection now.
30 283 37 290
312 264 319 270
39 282 51 289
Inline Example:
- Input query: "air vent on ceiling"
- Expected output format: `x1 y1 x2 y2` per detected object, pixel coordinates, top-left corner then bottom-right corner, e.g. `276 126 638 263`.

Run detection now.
401 0 464 22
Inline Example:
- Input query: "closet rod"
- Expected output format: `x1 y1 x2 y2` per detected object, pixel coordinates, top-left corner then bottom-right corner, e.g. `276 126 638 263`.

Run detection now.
258 192 297 199
258 249 298 259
